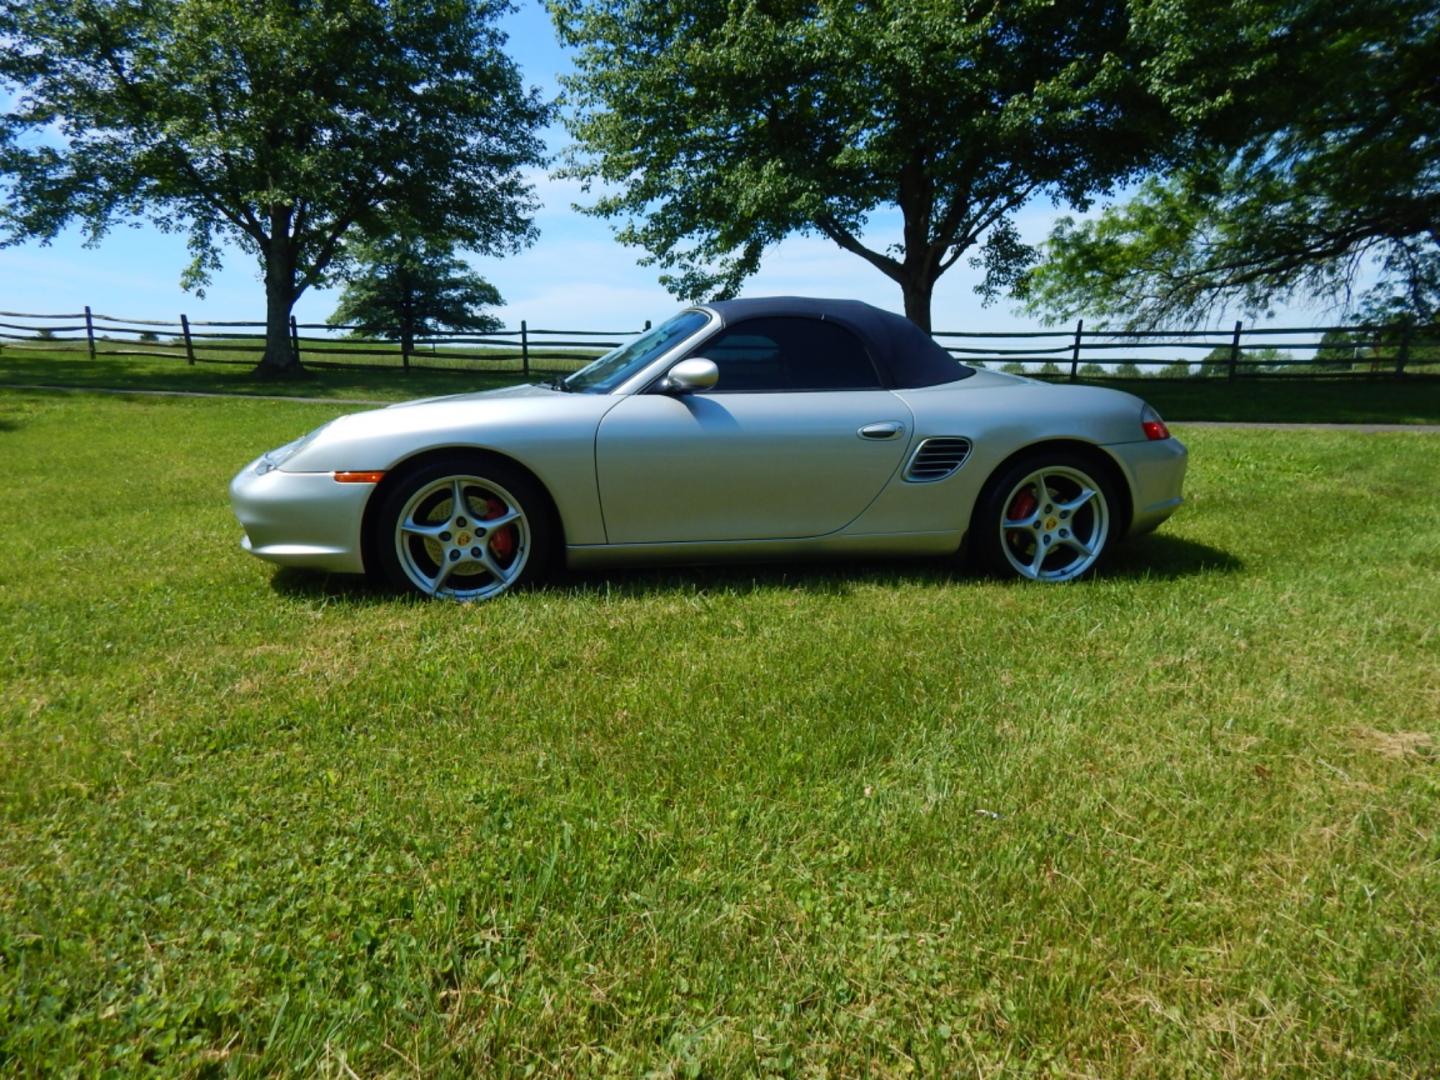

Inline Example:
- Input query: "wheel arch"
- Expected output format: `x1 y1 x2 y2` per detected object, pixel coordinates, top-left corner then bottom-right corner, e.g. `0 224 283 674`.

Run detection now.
359 446 566 576
969 438 1133 540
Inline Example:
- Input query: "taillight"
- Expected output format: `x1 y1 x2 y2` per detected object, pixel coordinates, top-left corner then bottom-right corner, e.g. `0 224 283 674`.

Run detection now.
1140 404 1170 441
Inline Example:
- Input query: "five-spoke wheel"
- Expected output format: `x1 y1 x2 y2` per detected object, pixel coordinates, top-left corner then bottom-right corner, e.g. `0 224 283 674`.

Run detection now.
374 457 551 600
973 452 1116 582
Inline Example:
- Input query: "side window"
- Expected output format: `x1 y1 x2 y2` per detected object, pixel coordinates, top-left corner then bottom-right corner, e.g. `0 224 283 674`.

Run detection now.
693 317 882 391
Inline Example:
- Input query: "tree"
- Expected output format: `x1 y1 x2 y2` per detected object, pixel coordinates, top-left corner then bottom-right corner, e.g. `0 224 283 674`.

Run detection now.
0 0 547 377
549 0 1175 330
1313 329 1364 371
1198 346 1231 376
1114 361 1142 378
1249 347 1293 373
1021 0 1438 328
329 236 505 362
1001 362 1027 375
1079 362 1106 377
1038 361 1063 376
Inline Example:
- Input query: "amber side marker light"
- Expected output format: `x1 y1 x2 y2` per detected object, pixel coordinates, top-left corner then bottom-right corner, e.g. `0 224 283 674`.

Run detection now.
333 470 386 484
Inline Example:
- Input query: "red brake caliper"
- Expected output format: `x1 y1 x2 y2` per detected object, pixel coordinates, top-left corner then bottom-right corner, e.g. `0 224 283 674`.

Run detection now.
483 497 517 561
1006 488 1038 521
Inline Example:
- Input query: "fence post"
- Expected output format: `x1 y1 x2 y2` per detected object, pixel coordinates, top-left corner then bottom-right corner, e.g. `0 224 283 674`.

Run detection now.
1227 319 1243 380
520 319 530 378
644 320 651 331
1069 318 1083 381
1395 321 1412 377
83 305 96 359
179 314 196 365
289 315 300 364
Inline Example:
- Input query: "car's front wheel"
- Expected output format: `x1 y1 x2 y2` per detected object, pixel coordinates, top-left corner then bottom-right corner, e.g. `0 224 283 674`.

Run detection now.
973 451 1117 582
374 456 552 600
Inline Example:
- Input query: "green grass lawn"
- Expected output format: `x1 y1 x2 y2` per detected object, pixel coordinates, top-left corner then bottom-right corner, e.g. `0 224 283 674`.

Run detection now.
1082 376 1440 425
0 340 604 402
1 389 1437 1076
5 342 1440 421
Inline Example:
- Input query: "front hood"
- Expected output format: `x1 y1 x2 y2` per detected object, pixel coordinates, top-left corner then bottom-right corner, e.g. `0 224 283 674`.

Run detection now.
383 382 560 410
279 382 617 473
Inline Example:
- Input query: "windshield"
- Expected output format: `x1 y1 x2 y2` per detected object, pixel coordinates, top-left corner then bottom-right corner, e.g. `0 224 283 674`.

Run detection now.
563 310 711 393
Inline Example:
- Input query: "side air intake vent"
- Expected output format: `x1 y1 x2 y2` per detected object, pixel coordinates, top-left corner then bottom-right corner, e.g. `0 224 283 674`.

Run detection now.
904 437 972 482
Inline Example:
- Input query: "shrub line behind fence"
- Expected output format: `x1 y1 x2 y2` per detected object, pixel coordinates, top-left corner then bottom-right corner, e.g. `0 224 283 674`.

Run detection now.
0 306 1435 380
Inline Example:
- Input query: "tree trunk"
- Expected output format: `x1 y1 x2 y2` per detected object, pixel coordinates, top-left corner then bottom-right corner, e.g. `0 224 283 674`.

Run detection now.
400 320 414 372
900 275 934 333
253 215 307 378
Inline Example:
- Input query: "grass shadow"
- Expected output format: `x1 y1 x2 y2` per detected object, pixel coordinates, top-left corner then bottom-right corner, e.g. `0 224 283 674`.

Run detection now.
268 566 394 603
1103 533 1243 580
558 556 964 599
0 349 527 403
266 535 1240 603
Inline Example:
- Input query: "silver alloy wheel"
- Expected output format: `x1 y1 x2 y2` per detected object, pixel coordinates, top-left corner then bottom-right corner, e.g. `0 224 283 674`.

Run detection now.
393 474 531 600
998 465 1109 582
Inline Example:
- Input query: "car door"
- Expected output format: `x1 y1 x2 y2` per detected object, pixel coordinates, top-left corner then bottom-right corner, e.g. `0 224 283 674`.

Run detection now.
595 316 913 543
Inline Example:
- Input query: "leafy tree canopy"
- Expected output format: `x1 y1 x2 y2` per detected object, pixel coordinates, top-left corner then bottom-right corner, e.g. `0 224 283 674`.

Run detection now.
549 0 1176 329
1020 0 1439 329
328 236 505 356
0 0 547 375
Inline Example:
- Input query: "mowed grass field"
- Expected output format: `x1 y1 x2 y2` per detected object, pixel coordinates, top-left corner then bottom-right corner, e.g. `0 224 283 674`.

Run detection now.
1 388 1437 1076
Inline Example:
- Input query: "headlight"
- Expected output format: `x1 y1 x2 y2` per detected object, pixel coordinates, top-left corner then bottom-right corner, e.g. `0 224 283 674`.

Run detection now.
254 423 331 474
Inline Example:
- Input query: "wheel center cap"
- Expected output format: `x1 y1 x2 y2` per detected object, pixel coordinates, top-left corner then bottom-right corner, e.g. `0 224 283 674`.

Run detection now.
457 531 472 546
1044 516 1058 531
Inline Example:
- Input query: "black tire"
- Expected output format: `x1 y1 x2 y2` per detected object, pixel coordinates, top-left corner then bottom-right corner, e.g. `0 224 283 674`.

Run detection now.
970 449 1119 582
372 454 555 600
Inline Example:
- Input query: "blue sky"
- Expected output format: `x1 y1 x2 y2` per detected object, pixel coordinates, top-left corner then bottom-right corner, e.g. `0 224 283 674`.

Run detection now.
0 0 1325 335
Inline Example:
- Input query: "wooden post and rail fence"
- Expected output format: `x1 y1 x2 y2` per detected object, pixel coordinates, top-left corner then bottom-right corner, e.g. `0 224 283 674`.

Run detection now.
0 307 1434 380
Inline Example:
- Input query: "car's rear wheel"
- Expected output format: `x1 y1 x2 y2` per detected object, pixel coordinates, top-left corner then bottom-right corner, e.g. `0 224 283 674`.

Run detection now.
374 457 552 600
973 451 1116 582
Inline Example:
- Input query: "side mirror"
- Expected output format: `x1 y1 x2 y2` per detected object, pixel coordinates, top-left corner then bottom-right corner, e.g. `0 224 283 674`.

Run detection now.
660 357 719 393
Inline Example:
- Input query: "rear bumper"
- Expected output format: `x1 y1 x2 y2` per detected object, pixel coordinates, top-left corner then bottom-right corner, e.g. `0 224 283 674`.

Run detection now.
229 459 373 574
1104 437 1188 537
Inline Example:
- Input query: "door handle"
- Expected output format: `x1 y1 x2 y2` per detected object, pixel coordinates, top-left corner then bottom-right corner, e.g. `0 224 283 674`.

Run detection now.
858 421 904 440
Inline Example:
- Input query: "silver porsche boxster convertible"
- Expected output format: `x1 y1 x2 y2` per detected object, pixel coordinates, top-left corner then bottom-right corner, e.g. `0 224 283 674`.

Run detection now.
230 297 1187 599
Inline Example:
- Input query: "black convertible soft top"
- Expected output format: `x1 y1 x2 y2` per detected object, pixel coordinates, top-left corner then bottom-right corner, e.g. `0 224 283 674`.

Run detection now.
702 296 973 389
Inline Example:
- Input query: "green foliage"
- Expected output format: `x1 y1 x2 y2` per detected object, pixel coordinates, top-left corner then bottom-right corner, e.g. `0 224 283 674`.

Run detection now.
1037 361 1062 376
1079 362 1106 377
1158 360 1193 378
1000 361 1027 375
1114 361 1142 378
1248 347 1294 372
1 391 1439 1072
328 236 505 352
549 0 1174 328
1314 329 1365 371
1022 0 1438 327
1199 346 1232 376
137 330 159 344
0 0 547 373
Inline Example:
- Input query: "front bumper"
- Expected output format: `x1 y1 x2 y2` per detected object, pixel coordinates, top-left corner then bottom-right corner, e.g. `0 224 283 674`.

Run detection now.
1104 437 1188 537
229 458 374 574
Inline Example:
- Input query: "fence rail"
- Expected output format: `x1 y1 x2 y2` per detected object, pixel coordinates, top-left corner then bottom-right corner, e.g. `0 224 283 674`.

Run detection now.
0 306 653 377
0 306 1435 381
935 318 1438 379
